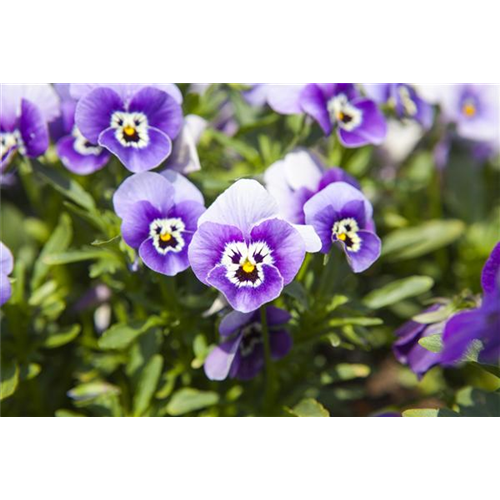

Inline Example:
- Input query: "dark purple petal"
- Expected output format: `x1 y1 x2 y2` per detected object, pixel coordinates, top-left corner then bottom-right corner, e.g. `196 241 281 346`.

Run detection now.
75 87 124 143
318 167 360 191
57 135 110 175
128 87 183 140
169 200 206 234
121 200 163 248
481 242 500 296
204 334 243 381
207 263 284 313
250 218 305 285
19 99 49 158
270 328 293 359
339 200 367 229
306 205 338 254
98 126 172 173
342 230 381 273
300 84 332 135
49 100 76 142
113 171 175 218
266 305 292 327
219 310 254 337
338 99 387 147
139 237 190 276
188 222 245 286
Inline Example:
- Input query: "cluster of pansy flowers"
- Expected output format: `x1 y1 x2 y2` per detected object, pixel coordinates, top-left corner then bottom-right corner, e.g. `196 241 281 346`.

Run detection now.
1 83 499 383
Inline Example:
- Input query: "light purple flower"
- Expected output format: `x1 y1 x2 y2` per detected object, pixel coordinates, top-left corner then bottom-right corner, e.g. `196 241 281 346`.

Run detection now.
244 84 307 114
393 304 444 379
1 241 14 307
441 242 500 365
264 148 360 224
113 171 205 276
1 84 59 171
364 84 434 129
188 180 321 313
204 306 292 381
75 85 183 173
50 84 110 175
300 83 387 147
303 182 381 273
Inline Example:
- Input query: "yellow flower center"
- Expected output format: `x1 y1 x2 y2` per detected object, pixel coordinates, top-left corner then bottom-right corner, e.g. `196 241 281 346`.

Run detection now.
160 232 172 242
462 103 476 117
337 111 345 121
242 260 256 273
123 126 136 136
337 233 347 241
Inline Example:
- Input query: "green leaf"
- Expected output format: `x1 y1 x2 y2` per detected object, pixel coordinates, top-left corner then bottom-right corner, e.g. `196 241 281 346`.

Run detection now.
382 220 465 261
55 410 86 417
437 409 461 417
363 276 434 309
457 389 500 417
43 325 81 349
0 362 19 401
283 281 308 308
413 303 455 324
329 317 383 327
402 408 439 417
472 362 500 379
28 280 58 307
335 364 371 381
166 388 219 416
32 160 96 212
418 334 443 353
288 398 330 417
19 363 42 381
43 248 119 265
67 381 120 402
133 354 164 416
98 317 163 350
31 213 73 290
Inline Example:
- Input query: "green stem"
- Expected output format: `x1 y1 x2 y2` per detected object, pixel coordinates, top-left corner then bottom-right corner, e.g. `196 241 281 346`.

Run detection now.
260 306 275 415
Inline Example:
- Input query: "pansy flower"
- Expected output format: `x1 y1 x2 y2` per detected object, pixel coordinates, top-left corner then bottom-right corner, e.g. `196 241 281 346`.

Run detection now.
49 84 110 175
204 306 292 380
75 85 183 172
364 83 434 129
244 84 307 115
188 180 321 313
1 84 60 171
113 171 205 276
303 182 381 273
264 148 359 224
300 83 387 147
1 241 14 307
440 242 500 365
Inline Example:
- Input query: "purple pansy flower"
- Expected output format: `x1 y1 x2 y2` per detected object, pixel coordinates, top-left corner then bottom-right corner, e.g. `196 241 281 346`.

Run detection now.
1 241 14 307
49 84 110 175
188 180 321 313
75 85 183 173
264 148 360 224
1 84 60 171
300 83 387 147
393 304 444 379
303 182 381 273
364 84 434 129
244 84 307 115
440 242 500 365
113 171 205 276
204 306 292 381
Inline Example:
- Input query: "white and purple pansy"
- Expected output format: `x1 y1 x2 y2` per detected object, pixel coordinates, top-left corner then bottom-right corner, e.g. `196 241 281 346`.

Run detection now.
1 241 14 307
75 85 183 173
204 306 292 381
264 148 360 224
299 83 387 147
303 182 381 273
1 84 60 171
188 180 321 313
50 84 110 175
364 83 434 129
113 171 206 276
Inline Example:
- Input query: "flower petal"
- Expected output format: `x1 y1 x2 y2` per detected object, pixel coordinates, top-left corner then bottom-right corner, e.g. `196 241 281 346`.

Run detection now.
121 200 163 248
57 135 109 175
204 334 243 381
160 170 204 205
219 310 254 337
19 99 49 158
481 242 500 296
0 242 14 276
300 84 332 135
291 224 322 253
139 237 190 276
266 84 306 114
343 230 381 273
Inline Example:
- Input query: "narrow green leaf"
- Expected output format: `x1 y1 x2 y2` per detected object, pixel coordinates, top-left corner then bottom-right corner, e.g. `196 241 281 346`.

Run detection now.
67 381 120 402
133 354 164 416
413 303 455 324
402 408 439 417
363 276 434 309
166 388 219 416
43 248 119 265
19 363 42 381
418 334 443 353
98 317 163 350
43 325 81 349
288 398 330 417
0 362 19 401
329 317 383 327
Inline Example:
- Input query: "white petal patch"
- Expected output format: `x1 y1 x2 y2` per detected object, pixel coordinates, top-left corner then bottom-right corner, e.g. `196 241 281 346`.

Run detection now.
149 217 185 255
72 126 103 156
0 131 20 160
332 217 362 252
327 94 363 131
221 240 274 288
111 111 149 149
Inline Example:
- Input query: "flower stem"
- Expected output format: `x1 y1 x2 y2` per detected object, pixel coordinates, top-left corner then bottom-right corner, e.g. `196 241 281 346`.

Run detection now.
260 306 275 415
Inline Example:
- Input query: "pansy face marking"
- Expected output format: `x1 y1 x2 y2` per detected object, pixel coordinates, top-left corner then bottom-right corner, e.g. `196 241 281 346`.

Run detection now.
149 217 186 255
239 322 263 357
332 217 361 252
398 85 417 117
1 131 21 161
111 111 149 148
461 97 477 118
72 127 103 156
221 241 274 288
327 94 363 131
